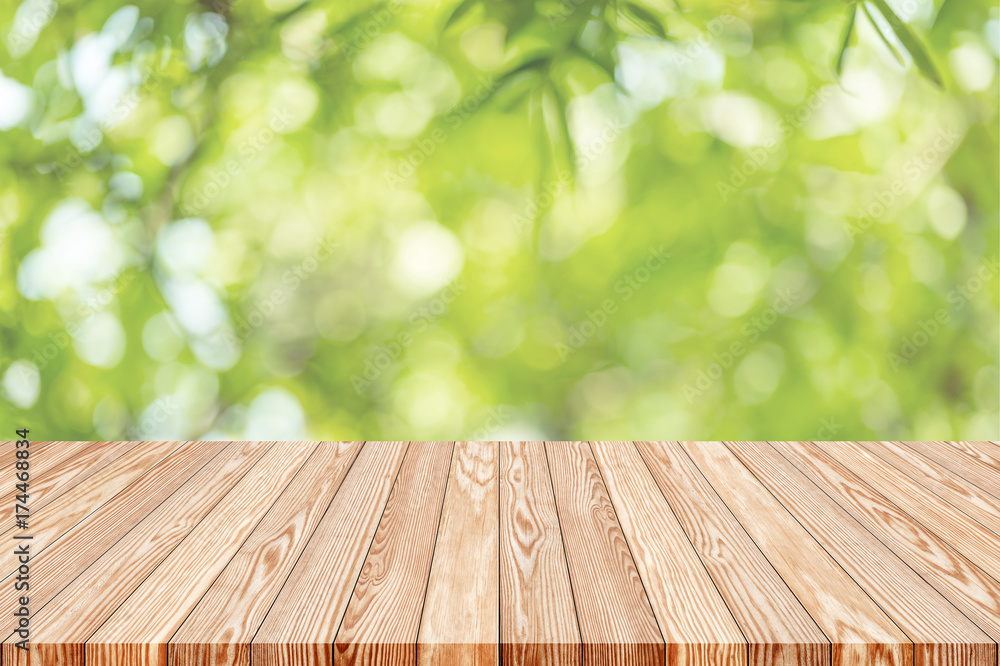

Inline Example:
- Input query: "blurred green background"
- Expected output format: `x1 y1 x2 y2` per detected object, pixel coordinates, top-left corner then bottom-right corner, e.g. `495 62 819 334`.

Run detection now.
0 0 997 441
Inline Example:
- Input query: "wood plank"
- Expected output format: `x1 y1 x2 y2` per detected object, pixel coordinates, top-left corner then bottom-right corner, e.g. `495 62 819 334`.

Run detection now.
84 442 317 666
592 441 744 666
0 440 95 491
730 441 995 666
904 441 1000 499
170 441 362 666
336 441 453 666
680 442 912 666
252 441 408 666
945 442 1000 470
635 441 830 666
0 441 142 531
0 440 55 484
6 439 999 664
0 439 185 578
417 441 499 666
777 440 1000 642
498 441 580 666
857 441 1000 537
11 440 93 474
0 440 233 665
6 441 267 666
545 441 662 666
812 441 1000 579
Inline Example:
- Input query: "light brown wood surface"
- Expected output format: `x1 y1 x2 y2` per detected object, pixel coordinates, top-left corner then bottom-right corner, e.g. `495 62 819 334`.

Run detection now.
1 440 235 666
1 441 997 666
811 441 1000 579
253 441 407 666
730 441 994 666
0 441 54 490
11 441 263 666
417 442 499 666
778 440 1000 644
499 441 579 666
0 441 136 532
680 442 912 666
945 441 1000 470
635 441 830 666
546 442 662 666
591 441 744 666
173 442 362 666
904 441 1000 498
0 439 184 577
336 441 453 666
86 442 316 666
857 440 1000 537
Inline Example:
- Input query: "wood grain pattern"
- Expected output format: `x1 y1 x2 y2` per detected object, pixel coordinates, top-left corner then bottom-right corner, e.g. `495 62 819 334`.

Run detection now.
252 441 408 666
499 441 579 666
172 441 363 666
3 440 999 665
85 442 317 666
945 441 1000 470
336 441 453 666
635 441 829 666
812 441 1000 579
857 440 1000 537
0 440 54 488
592 441 744 666
9 441 264 666
0 440 233 666
778 440 1000 642
546 442 662 666
0 439 184 577
417 441 499 666
0 440 95 506
0 441 140 531
730 441 994 666
680 442 912 666
904 441 1000 499
7 441 94 478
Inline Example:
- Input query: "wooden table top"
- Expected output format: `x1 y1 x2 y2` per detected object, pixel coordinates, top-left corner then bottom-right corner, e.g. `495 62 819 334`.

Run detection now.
1 441 998 666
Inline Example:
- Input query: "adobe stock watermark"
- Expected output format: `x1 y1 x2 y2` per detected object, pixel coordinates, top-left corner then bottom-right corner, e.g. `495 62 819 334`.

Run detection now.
510 116 626 236
683 288 798 403
52 62 167 180
384 75 499 188
887 255 998 371
816 416 844 440
351 280 466 392
717 87 833 202
183 107 294 214
846 125 962 239
469 406 513 441
23 270 137 374
511 169 571 237
7 0 57 54
126 396 179 439
669 0 751 65
224 234 339 348
556 246 671 361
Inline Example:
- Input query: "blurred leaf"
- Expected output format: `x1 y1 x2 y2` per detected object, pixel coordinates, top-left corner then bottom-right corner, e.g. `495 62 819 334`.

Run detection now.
492 69 543 110
861 2 905 67
444 0 479 30
867 0 944 85
617 1 669 39
835 3 857 77
547 80 576 181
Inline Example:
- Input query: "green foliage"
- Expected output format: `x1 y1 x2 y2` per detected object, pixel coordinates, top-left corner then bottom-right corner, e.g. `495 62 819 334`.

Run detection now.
0 0 997 441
